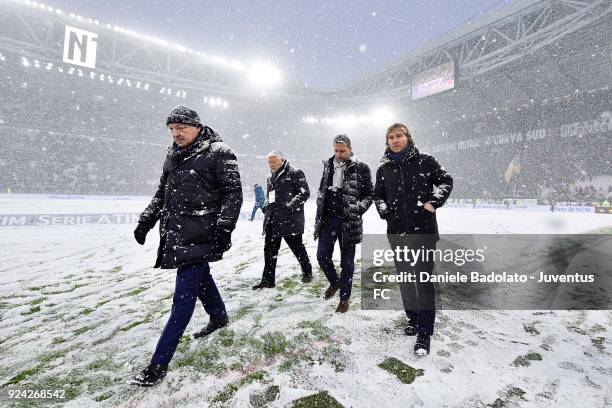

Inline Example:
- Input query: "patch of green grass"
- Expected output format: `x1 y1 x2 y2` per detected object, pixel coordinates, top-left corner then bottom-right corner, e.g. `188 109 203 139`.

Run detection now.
307 272 328 297
87 358 112 371
94 391 114 402
489 398 506 408
262 332 290 358
5 366 42 385
279 353 315 372
79 307 94 316
23 305 41 315
250 385 280 407
51 337 66 345
512 352 542 367
119 319 146 331
111 265 122 273
297 320 332 341
175 344 225 374
95 299 111 307
73 325 96 336
30 297 46 306
566 325 588 335
489 386 527 407
279 276 300 292
379 357 424 384
43 283 90 295
217 328 235 347
321 345 347 372
234 260 251 274
123 287 147 297
381 315 409 335
212 371 267 404
27 374 83 401
38 350 64 364
506 386 526 399
591 337 605 351
86 374 114 393
176 335 192 354
29 287 41 292
291 391 344 408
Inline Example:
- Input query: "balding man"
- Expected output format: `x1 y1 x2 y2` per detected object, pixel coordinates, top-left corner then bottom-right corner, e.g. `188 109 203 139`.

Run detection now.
253 151 313 289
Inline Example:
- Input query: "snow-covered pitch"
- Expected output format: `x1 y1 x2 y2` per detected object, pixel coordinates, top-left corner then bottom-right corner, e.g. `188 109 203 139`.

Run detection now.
0 198 610 407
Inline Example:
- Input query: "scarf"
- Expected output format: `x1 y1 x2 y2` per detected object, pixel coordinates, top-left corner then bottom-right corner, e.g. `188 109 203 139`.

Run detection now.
332 157 347 189
385 143 415 164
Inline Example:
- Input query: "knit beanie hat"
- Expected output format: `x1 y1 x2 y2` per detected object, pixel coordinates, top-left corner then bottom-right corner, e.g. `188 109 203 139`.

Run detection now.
166 105 202 127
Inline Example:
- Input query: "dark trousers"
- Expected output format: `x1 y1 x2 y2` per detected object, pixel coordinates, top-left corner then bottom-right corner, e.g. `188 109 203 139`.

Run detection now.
151 263 227 365
316 216 356 301
389 234 436 336
250 203 263 221
262 229 312 285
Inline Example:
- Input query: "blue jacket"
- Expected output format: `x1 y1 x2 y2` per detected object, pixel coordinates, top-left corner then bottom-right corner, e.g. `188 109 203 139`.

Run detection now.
254 184 265 206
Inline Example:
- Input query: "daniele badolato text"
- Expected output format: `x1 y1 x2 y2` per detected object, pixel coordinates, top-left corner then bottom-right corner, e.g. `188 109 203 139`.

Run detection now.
370 246 595 283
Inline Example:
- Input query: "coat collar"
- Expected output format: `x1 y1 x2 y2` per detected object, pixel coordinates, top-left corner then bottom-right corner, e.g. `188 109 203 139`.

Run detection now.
325 153 358 169
168 126 222 167
380 145 419 164
269 160 290 185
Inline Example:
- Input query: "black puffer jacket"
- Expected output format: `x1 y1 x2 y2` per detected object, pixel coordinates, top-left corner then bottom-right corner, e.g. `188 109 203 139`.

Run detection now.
314 155 374 245
374 145 452 237
262 161 310 236
138 126 243 268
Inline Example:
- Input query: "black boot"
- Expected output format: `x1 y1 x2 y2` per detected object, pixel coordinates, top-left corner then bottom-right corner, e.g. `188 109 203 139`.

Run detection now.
414 334 431 356
194 316 229 338
301 264 313 283
131 363 168 387
404 318 417 336
252 281 275 290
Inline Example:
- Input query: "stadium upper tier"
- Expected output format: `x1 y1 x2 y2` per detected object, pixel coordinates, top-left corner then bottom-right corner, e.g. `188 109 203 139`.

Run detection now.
0 0 610 200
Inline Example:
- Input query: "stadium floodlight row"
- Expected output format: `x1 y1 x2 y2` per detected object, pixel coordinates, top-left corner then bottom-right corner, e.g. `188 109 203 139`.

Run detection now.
0 0 290 98
11 52 231 107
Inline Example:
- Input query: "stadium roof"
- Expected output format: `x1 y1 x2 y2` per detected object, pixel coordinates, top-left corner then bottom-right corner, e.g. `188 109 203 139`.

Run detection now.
330 0 612 100
0 0 318 100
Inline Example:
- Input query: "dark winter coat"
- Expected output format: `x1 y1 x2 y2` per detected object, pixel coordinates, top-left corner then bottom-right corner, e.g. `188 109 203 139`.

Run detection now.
138 126 243 269
314 155 374 245
374 145 452 237
262 161 310 236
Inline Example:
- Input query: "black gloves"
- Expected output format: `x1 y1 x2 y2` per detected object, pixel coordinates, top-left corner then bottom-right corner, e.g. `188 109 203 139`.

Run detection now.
212 228 232 255
134 225 149 245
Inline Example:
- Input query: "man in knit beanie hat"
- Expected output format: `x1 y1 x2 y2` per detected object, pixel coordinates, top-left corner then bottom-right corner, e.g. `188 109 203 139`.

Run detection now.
131 105 243 386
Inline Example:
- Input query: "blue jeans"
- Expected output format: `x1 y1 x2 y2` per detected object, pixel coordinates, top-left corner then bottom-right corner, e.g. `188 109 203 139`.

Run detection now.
316 216 356 301
151 263 227 365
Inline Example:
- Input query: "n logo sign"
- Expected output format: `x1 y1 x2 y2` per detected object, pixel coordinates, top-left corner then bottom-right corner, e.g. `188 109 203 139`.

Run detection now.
62 25 98 69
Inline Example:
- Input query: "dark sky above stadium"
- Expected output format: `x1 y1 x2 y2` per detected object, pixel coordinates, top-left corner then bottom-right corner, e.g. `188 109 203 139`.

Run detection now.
50 0 515 90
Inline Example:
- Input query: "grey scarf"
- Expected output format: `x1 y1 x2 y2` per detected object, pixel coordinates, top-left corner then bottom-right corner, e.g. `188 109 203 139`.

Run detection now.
332 158 346 189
